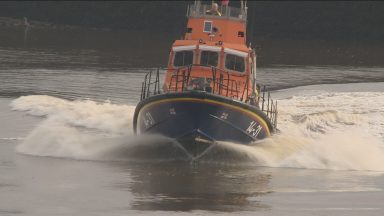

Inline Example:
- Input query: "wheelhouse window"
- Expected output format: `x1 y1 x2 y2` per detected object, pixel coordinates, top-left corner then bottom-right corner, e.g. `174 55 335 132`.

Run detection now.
203 21 212 33
200 51 218 67
173 50 194 67
225 54 245 72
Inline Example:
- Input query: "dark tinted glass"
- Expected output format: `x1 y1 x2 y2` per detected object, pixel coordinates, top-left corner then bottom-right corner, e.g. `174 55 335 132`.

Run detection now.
174 51 194 67
204 21 212 32
225 54 245 72
200 51 218 67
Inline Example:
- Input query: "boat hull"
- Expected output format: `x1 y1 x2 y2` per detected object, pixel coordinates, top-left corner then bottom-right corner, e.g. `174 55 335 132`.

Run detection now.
133 91 274 159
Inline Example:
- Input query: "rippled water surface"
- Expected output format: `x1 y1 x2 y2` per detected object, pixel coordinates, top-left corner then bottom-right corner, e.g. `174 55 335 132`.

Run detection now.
1 47 384 215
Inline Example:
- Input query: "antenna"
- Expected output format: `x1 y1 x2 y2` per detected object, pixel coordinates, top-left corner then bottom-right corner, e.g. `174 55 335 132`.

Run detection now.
247 1 255 46
23 17 31 45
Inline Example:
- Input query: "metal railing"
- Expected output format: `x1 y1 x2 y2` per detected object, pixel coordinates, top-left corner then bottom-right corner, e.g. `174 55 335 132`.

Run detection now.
258 85 278 129
140 68 161 101
167 65 243 100
187 4 247 21
139 65 277 129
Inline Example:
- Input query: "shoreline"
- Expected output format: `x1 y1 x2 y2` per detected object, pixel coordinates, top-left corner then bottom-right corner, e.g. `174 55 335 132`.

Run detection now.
1 17 384 67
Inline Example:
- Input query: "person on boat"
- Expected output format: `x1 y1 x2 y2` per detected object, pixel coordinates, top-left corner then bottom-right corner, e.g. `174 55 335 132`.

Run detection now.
206 2 222 16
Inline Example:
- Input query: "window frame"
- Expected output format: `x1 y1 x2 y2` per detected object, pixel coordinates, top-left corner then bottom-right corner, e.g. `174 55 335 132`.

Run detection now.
199 50 219 68
203 21 213 33
172 50 195 68
224 53 247 73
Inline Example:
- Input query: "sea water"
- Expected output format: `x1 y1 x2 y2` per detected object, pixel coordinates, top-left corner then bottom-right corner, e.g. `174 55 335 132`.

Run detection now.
1 47 384 215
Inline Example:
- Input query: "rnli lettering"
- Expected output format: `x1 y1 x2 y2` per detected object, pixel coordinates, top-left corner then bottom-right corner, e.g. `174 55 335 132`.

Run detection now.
143 112 155 128
246 121 262 138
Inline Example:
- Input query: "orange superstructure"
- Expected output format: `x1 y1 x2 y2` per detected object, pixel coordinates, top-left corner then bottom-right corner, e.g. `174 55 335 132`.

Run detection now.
134 1 278 159
163 0 259 104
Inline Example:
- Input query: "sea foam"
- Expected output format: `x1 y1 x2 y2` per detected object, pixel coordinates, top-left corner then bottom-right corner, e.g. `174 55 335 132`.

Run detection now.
10 89 384 170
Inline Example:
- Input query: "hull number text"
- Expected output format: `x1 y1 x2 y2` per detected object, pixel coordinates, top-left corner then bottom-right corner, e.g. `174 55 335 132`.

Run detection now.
246 121 262 138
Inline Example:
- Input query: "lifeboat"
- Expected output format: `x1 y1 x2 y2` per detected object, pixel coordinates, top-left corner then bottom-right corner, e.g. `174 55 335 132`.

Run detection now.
133 0 278 160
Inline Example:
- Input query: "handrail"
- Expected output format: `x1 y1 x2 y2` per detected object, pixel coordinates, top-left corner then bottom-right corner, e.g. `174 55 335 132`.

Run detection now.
167 64 251 103
140 68 161 101
139 65 277 129
187 3 247 22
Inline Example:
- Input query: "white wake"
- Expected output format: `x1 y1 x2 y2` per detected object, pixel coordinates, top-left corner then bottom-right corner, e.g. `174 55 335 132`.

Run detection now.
218 90 384 171
10 87 384 170
10 95 187 161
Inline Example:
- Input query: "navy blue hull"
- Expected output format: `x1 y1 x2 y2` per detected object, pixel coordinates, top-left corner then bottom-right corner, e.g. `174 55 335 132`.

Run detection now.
133 91 274 158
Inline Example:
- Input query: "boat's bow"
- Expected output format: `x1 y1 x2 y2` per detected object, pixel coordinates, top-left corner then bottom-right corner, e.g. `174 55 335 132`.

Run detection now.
134 89 275 160
132 1 278 160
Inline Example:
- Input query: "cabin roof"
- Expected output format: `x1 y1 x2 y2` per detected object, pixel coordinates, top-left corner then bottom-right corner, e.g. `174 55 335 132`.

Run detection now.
172 40 249 53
